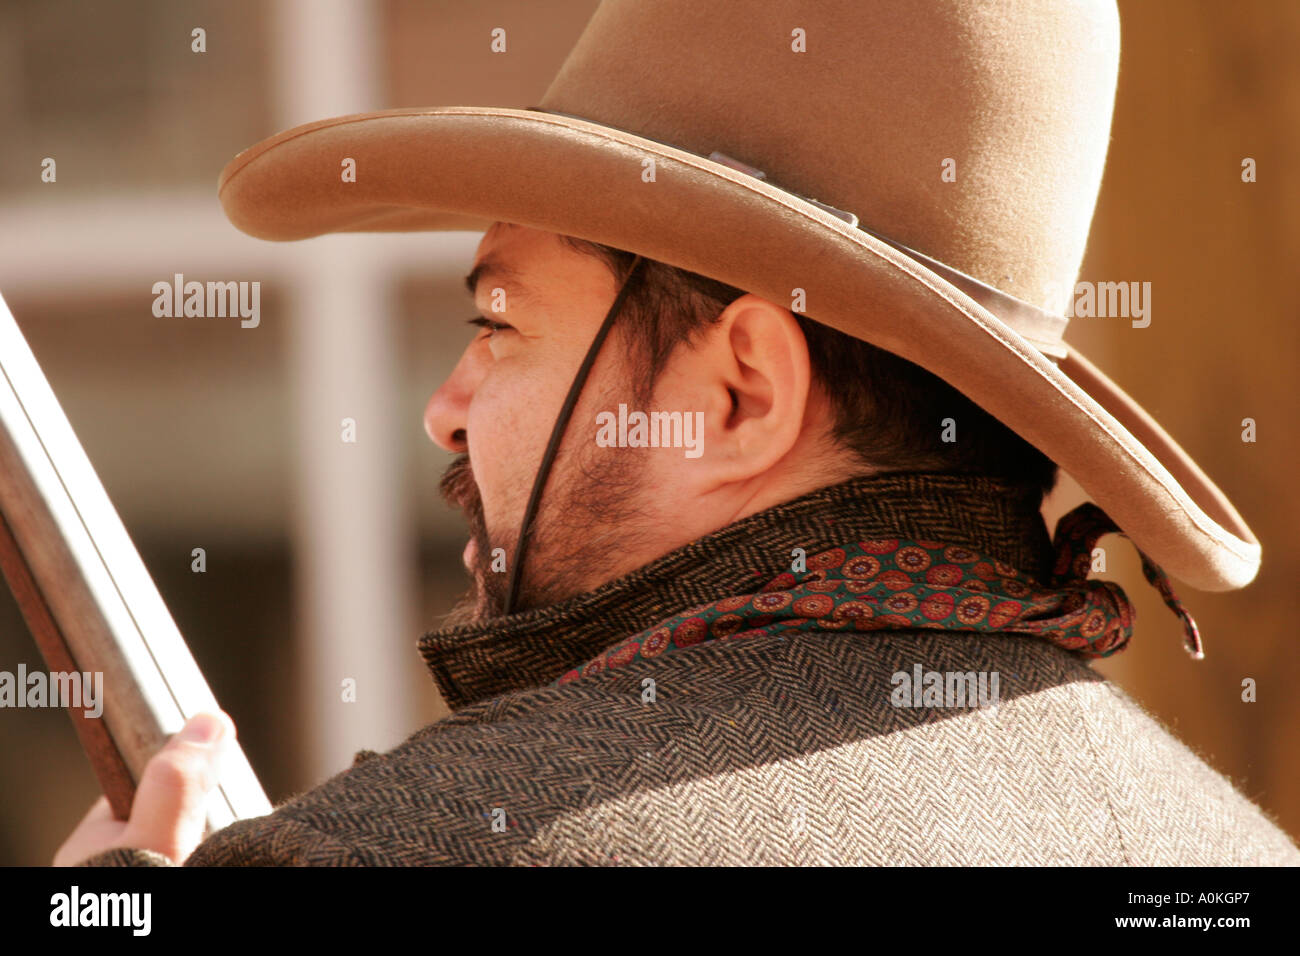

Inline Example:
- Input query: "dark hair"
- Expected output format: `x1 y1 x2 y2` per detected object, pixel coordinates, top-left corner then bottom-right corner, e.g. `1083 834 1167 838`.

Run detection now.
560 236 1059 500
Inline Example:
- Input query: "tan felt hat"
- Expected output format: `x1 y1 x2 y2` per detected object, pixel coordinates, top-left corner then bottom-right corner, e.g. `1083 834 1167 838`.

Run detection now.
217 0 1260 592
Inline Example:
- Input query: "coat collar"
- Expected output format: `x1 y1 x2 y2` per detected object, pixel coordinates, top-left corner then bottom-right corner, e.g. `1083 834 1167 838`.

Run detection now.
418 472 1055 711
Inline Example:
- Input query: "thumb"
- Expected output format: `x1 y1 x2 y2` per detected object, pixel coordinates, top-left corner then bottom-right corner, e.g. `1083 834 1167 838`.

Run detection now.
119 712 233 863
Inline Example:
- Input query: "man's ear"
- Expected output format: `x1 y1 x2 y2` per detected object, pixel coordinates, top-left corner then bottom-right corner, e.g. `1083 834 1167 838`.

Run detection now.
685 293 812 487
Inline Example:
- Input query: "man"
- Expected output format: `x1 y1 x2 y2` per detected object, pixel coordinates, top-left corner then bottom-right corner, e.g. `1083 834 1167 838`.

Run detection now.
60 0 1298 865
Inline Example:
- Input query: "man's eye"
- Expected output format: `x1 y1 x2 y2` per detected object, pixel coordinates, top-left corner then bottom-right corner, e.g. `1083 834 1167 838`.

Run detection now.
467 315 511 337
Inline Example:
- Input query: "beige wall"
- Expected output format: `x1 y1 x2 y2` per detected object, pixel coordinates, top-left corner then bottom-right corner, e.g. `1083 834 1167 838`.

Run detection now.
1070 0 1300 842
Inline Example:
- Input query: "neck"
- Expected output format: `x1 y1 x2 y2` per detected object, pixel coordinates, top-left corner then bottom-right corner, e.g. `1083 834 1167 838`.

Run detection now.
420 471 1054 710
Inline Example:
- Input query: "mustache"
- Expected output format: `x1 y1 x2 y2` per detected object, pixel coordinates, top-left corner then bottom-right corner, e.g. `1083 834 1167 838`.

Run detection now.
438 452 511 620
439 454 481 515
439 453 497 567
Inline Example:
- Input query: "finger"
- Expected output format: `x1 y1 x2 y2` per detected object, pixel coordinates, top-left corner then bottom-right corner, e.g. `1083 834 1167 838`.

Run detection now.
78 794 118 826
120 712 233 862
53 797 128 866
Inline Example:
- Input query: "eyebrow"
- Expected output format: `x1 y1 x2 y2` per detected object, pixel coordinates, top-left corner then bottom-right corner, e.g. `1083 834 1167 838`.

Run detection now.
463 255 530 305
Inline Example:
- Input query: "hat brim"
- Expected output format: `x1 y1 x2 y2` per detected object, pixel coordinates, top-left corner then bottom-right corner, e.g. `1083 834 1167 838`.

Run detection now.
218 106 1259 592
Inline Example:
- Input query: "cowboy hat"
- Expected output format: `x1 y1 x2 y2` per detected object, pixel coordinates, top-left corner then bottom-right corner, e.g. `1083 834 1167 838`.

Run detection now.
216 0 1259 592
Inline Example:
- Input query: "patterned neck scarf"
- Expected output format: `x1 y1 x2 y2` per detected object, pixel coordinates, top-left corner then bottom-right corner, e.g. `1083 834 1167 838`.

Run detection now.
554 502 1202 688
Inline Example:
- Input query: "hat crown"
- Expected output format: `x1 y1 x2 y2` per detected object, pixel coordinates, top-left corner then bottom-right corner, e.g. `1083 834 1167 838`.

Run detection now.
541 0 1120 316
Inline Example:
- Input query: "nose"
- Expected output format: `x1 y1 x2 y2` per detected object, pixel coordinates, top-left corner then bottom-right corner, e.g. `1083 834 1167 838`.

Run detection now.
424 342 487 452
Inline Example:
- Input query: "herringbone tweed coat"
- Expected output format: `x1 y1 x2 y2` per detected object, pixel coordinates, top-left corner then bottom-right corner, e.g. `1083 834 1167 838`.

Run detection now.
82 473 1299 866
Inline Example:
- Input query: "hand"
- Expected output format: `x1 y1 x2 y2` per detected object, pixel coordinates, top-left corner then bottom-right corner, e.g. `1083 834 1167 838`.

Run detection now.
53 711 235 866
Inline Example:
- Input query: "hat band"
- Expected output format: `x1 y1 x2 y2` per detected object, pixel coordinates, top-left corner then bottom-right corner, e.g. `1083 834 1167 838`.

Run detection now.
529 107 1070 360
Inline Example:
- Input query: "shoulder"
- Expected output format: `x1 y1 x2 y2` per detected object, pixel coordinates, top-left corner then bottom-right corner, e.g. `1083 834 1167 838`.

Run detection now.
181 629 1299 865
188 672 682 866
1071 677 1300 865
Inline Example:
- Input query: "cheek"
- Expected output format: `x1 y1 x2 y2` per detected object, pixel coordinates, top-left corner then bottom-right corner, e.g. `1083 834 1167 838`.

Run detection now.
641 445 696 503
465 361 564 530
637 378 715 495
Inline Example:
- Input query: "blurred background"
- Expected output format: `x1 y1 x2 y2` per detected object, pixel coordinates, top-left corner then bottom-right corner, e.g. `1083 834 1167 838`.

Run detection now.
0 0 1295 865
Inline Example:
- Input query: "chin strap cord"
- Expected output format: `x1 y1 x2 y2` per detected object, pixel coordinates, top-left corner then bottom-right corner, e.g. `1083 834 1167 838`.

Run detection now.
503 255 646 615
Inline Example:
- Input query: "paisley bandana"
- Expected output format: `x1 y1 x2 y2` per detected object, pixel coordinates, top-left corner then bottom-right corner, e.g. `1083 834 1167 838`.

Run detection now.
554 503 1202 687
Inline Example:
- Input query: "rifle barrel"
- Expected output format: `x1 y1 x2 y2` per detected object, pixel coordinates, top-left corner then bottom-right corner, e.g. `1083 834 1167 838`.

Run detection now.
0 292 272 829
